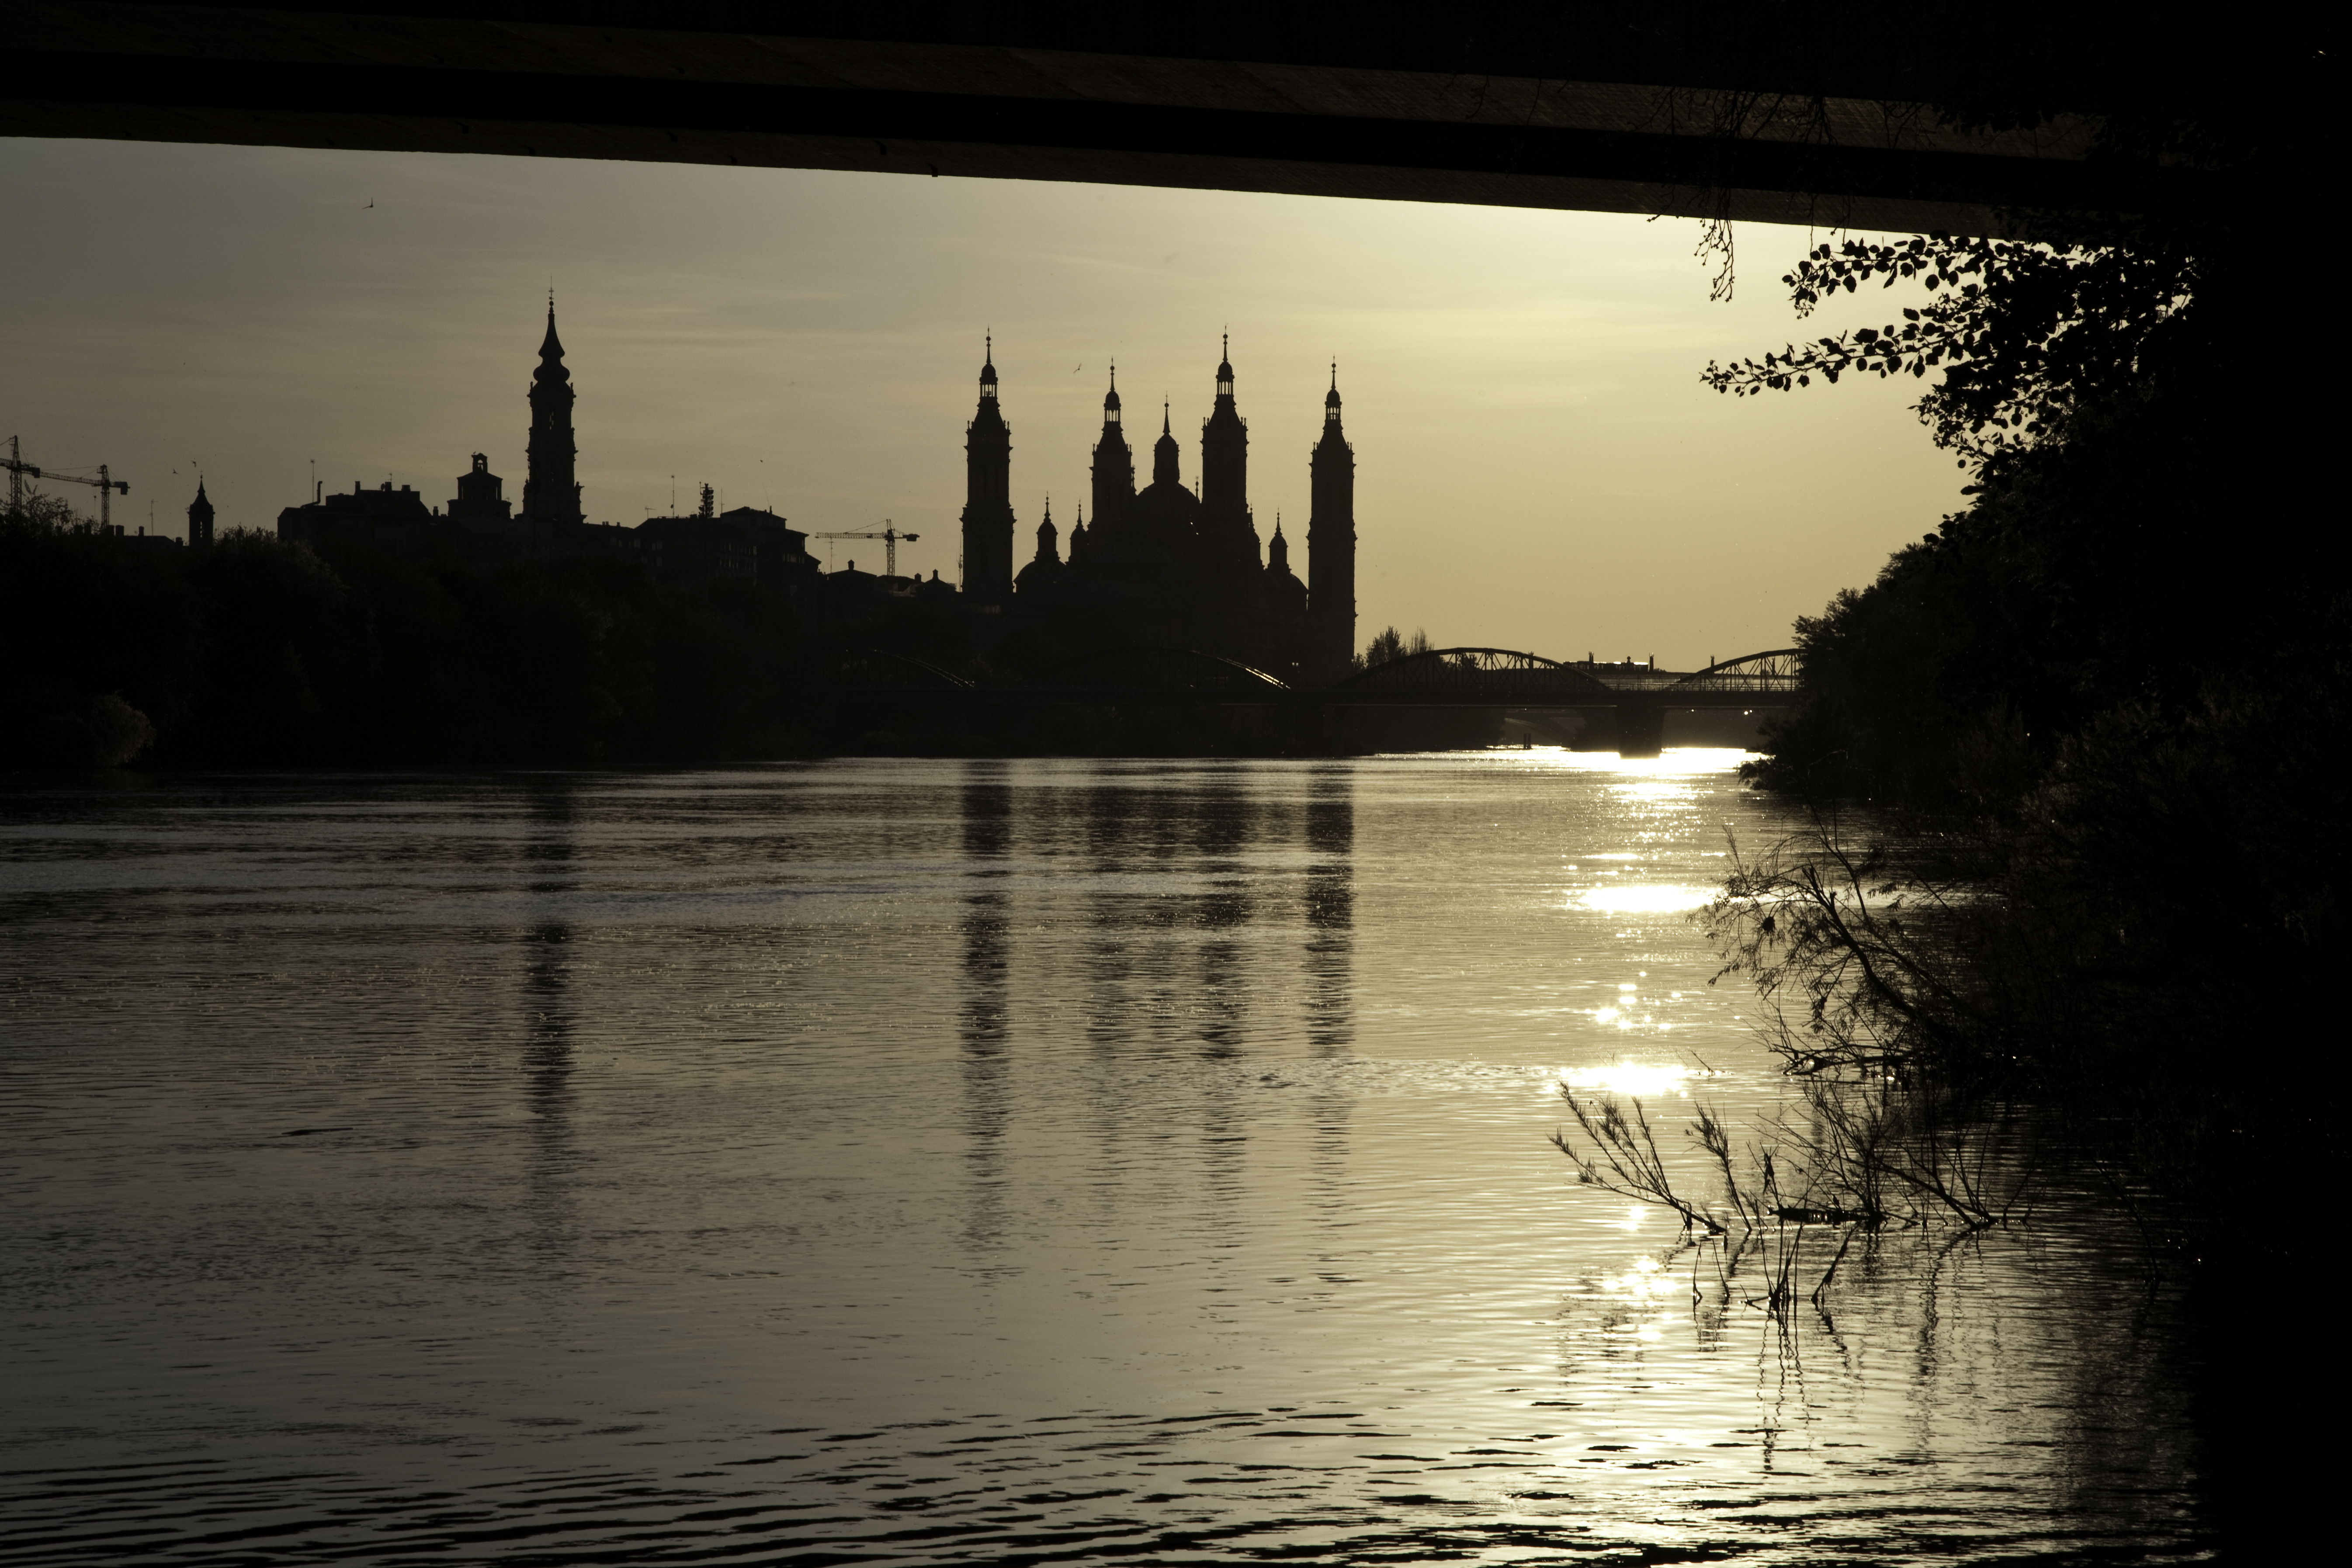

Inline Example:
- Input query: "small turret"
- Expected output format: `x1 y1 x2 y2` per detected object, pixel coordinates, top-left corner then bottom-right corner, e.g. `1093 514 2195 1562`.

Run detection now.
186 478 214 548
1034 496 1059 562
1153 399 1181 487
1016 495 1065 597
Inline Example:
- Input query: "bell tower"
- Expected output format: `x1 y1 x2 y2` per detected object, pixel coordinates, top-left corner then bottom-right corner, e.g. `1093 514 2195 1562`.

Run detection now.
960 336 1017 602
1198 334 1259 578
1089 367 1134 542
186 478 214 548
522 298 583 526
1307 364 1356 684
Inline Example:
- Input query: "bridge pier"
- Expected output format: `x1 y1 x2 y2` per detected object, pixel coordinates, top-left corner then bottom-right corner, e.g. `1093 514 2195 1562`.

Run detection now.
1613 702 1665 759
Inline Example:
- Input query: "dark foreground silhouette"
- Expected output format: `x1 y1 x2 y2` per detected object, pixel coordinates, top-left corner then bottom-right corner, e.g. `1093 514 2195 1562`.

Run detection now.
1703 45 2334 1551
0 524 818 768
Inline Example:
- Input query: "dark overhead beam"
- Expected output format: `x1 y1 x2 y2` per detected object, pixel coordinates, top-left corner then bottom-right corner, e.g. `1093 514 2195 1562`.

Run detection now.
3 2 2178 235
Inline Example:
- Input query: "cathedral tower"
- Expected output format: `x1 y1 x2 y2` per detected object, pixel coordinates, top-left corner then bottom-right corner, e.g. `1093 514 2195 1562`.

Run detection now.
1089 369 1134 543
1197 335 1259 578
186 478 214 548
523 300 583 526
1153 402 1181 488
1307 366 1357 684
961 338 1017 602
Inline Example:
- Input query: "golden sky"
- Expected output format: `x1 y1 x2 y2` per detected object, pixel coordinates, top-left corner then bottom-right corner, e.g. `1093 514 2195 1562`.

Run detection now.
2 137 1964 665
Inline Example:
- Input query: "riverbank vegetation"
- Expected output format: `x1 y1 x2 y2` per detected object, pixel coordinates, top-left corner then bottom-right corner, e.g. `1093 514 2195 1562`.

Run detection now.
1579 38 2332 1547
0 521 817 767
1692 23 2335 1131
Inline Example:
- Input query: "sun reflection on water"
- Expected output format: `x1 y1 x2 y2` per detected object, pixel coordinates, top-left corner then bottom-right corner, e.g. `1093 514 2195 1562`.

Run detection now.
1561 1061 1696 1095
1575 883 1715 914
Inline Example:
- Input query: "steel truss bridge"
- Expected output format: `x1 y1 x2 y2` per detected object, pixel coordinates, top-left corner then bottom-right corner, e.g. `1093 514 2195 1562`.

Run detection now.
823 645 1800 756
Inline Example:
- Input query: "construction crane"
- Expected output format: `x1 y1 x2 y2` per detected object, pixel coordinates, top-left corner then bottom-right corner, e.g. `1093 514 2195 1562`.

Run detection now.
4 437 128 529
811 521 919 578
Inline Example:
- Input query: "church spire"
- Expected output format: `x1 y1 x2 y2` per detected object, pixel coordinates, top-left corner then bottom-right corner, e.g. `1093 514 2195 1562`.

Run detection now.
1199 332 1252 575
961 331 1016 602
1152 396 1180 488
1033 494 1058 564
523 297 582 525
187 476 214 548
1308 361 1357 684
1091 363 1134 536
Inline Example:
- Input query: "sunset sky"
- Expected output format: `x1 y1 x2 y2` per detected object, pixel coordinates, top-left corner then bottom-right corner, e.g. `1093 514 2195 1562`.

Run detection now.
2 136 1964 666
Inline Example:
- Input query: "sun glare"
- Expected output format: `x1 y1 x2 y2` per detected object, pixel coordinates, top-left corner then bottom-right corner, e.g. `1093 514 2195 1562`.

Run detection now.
1577 884 1715 914
1561 1062 1693 1096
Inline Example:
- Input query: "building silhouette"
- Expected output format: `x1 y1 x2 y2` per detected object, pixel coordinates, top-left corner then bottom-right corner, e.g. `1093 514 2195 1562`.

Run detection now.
448 453 511 525
1014 497 1064 597
522 301 583 527
991 340 1346 682
263 307 1360 668
186 479 214 548
274 306 815 598
960 339 1016 606
1307 367 1357 683
277 478 435 551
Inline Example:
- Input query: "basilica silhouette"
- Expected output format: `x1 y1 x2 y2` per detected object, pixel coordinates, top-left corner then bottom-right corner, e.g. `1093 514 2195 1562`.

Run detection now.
964 339 1356 685
271 308 1356 685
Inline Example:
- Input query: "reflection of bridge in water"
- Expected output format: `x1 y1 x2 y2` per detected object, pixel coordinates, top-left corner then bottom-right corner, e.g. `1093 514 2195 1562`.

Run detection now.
830 646 1800 757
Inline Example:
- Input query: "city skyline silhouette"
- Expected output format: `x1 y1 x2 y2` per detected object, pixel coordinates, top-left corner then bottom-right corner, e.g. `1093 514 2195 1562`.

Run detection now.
0 138 1966 665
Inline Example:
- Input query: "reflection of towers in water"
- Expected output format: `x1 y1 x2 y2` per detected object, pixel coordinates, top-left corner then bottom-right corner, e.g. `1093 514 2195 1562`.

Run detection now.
957 763 1014 1260
520 779 580 1259
1185 771 1257 1247
1067 770 1265 1243
1190 770 1256 1060
1300 767 1356 1223
1301 767 1354 1056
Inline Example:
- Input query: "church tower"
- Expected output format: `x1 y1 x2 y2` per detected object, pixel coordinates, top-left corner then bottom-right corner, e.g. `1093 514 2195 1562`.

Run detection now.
1307 365 1357 684
186 478 214 548
1152 402 1181 488
523 299 583 526
1015 496 1064 597
1197 335 1259 578
960 337 1016 602
1089 368 1134 543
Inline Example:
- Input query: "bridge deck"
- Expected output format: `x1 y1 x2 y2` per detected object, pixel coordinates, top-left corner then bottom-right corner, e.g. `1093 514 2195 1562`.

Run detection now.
7 4 2175 235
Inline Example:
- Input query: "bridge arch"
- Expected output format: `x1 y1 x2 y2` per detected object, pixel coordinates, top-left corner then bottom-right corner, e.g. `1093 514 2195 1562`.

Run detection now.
1335 647 1618 703
1666 648 1802 695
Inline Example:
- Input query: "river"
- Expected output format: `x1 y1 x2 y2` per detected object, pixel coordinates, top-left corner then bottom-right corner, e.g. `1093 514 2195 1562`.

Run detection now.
0 754 2203 1564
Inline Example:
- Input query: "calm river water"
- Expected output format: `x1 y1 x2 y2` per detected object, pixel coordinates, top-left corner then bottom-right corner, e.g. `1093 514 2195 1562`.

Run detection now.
1 754 2204 1564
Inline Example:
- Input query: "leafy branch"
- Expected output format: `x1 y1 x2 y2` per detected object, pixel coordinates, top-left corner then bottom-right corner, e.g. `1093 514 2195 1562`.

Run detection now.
1701 235 2196 463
